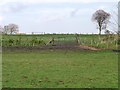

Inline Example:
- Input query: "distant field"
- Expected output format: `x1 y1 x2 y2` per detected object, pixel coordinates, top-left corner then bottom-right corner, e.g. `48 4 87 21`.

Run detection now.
2 50 118 88
2 34 118 49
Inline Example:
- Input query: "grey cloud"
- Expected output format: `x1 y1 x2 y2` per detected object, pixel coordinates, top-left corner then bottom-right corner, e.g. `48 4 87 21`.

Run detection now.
70 9 79 17
0 2 28 14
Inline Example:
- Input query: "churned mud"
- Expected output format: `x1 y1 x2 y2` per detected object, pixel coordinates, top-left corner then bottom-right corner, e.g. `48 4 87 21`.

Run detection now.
2 45 102 52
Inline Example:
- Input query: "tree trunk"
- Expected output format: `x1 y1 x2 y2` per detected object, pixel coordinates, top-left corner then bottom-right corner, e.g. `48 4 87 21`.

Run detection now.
98 22 102 40
99 23 102 35
10 29 12 34
99 27 101 35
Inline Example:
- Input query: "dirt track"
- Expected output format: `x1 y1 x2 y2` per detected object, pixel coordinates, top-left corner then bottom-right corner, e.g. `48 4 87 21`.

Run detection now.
2 45 102 52
78 45 101 51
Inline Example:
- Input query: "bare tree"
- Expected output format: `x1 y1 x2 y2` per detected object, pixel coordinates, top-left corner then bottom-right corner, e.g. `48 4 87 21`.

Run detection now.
92 9 111 35
2 24 19 34
8 24 19 34
108 5 118 35
3 25 9 34
0 26 3 34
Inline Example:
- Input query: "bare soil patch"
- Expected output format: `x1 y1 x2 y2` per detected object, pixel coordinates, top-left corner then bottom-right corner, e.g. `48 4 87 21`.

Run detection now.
78 45 102 51
2 45 102 52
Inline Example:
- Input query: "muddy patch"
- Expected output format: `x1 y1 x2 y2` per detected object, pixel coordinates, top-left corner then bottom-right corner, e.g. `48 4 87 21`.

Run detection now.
2 45 102 52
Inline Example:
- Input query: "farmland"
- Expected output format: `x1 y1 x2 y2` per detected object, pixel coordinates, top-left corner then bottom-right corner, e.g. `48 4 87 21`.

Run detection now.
2 34 119 88
1 34 119 49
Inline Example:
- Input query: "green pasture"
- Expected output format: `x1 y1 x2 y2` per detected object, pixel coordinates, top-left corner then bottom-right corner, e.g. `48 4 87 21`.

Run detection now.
1 34 119 49
1 34 119 88
2 50 118 88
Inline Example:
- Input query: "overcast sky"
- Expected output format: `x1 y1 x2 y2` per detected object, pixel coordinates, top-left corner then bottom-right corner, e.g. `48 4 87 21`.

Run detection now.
0 0 119 34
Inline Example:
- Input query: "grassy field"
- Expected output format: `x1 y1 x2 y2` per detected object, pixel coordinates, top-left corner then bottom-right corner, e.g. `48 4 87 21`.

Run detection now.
2 50 118 88
2 34 119 88
2 34 118 49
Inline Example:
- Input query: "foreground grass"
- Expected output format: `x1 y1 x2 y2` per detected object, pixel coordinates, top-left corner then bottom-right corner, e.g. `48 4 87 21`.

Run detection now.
2 50 118 88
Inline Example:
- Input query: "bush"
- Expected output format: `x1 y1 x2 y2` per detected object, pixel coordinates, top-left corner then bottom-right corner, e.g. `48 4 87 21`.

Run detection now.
8 39 14 46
